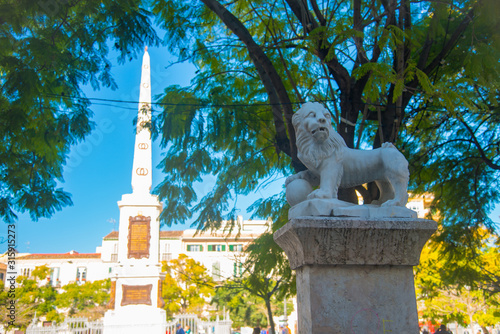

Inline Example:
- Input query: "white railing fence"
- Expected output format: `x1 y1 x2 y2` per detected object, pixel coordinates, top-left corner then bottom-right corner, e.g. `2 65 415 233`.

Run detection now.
166 313 232 334
26 313 231 334
26 317 103 334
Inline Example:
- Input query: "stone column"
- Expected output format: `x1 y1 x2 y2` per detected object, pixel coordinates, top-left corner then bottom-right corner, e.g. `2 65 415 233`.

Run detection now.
274 217 436 334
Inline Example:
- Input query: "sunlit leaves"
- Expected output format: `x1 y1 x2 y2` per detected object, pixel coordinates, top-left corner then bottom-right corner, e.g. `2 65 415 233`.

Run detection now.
415 232 500 327
56 280 111 319
0 0 158 222
152 0 499 305
0 266 110 329
352 62 396 102
161 254 215 318
212 284 270 328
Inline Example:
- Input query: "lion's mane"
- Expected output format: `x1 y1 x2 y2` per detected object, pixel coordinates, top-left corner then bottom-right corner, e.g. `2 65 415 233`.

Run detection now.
292 102 346 169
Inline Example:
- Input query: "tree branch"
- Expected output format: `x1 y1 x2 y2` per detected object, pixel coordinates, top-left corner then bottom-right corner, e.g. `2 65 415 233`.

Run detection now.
423 7 475 75
353 0 369 66
284 0 351 93
310 0 327 26
200 0 304 170
458 116 500 170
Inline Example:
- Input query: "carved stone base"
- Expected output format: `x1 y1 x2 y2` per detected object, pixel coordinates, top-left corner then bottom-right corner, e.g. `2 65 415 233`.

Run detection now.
288 199 417 220
103 306 166 334
104 265 166 333
274 217 436 334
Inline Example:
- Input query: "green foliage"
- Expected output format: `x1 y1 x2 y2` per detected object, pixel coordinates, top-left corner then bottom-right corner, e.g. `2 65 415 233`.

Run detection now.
212 283 269 328
213 215 295 334
161 253 215 318
213 273 292 334
415 230 500 327
31 265 51 281
151 0 500 299
213 280 294 329
0 0 158 222
151 0 500 207
0 266 110 330
2 267 57 329
56 280 110 319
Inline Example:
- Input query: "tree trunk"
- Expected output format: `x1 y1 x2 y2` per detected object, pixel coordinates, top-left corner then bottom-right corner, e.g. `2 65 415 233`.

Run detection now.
199 0 304 172
265 298 276 334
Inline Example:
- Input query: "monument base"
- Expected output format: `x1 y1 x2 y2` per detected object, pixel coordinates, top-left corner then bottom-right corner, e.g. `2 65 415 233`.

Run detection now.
104 267 166 334
274 217 436 334
103 306 166 334
288 198 418 220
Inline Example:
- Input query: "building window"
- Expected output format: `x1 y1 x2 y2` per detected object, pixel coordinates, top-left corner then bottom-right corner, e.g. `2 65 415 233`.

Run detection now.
161 243 172 262
233 262 243 277
229 244 243 252
208 244 226 252
187 245 203 252
50 268 60 286
76 267 87 283
212 261 221 281
0 273 4 281
111 243 118 262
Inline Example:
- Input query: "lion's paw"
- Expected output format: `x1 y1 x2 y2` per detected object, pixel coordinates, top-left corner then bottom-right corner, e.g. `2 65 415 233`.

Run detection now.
285 171 308 186
307 189 332 200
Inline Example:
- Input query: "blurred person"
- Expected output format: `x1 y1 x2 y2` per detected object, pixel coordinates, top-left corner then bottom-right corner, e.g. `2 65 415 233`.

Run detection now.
435 325 451 334
176 323 185 334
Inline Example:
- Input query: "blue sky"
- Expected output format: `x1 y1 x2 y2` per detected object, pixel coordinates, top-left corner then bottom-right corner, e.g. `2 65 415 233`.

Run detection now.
7 47 198 254
1 46 499 255
2 46 282 254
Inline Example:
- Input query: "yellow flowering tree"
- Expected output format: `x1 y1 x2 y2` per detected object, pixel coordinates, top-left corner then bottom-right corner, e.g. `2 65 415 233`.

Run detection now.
161 254 215 319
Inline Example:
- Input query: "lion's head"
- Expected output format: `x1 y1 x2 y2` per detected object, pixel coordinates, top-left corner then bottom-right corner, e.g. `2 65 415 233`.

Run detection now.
292 102 346 169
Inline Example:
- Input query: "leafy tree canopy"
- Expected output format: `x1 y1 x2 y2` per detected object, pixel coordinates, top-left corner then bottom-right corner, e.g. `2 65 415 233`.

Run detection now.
55 279 111 320
213 279 294 330
415 229 500 330
1 265 111 329
150 0 500 293
0 0 158 222
1 272 54 330
161 253 216 318
212 231 295 334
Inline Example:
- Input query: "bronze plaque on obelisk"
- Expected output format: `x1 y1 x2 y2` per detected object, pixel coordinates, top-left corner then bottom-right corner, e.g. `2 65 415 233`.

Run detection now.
121 284 153 306
127 216 151 259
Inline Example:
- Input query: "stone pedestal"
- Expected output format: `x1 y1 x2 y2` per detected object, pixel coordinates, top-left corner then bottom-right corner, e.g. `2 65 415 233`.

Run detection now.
274 217 436 334
104 305 166 334
103 193 166 334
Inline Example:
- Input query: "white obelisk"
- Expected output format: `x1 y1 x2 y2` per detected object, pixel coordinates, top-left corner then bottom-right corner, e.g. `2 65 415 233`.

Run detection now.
104 47 166 334
131 47 152 194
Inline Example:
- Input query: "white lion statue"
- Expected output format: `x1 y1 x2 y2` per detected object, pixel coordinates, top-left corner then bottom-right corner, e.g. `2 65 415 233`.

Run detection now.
286 102 409 208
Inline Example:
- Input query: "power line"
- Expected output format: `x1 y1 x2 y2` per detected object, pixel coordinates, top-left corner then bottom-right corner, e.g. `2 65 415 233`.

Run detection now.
43 93 394 109
46 93 304 108
43 93 494 115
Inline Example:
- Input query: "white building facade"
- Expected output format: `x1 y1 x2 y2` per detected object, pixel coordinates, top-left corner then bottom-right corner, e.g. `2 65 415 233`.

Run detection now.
12 216 270 287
